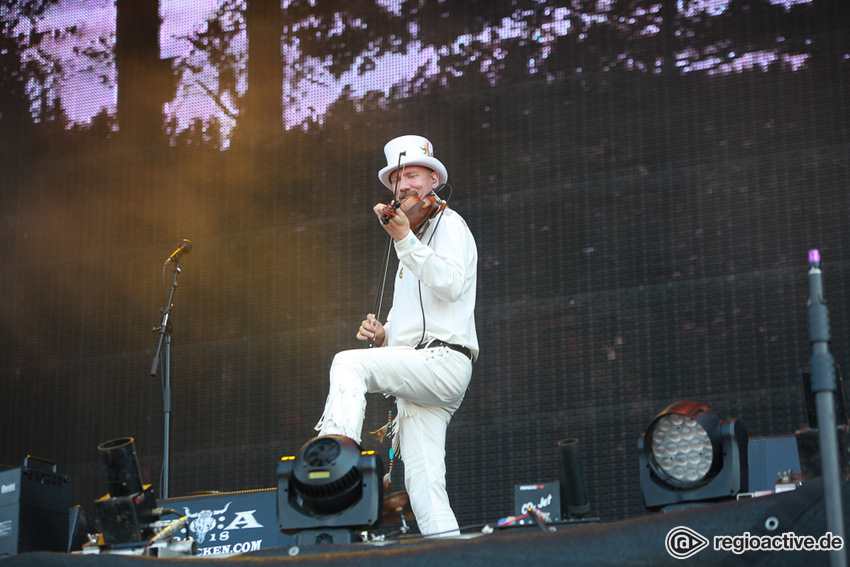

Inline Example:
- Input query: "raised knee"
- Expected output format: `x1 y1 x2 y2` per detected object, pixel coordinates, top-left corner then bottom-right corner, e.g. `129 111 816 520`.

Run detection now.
329 350 368 392
331 349 360 367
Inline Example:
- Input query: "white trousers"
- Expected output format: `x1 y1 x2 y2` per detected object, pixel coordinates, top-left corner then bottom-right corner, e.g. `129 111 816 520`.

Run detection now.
315 345 472 536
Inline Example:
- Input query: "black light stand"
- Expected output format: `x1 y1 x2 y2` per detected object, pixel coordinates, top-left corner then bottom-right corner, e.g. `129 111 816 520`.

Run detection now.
150 240 191 499
94 437 156 544
89 437 196 557
558 438 590 518
806 249 847 567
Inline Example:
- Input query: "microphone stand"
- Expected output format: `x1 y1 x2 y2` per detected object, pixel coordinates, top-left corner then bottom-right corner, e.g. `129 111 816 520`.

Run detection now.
150 261 182 499
806 250 846 567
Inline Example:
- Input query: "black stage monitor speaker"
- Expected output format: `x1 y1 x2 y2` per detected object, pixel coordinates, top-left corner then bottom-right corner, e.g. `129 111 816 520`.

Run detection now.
0 457 70 558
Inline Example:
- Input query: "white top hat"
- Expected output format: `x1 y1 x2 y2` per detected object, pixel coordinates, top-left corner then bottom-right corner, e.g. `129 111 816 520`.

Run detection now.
378 135 448 190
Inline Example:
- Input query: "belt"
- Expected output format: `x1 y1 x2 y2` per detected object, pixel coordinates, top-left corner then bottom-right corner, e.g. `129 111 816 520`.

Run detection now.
416 339 473 361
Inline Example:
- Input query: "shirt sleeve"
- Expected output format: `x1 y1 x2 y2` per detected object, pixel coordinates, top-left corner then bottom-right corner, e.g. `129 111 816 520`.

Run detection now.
393 212 474 303
382 307 394 345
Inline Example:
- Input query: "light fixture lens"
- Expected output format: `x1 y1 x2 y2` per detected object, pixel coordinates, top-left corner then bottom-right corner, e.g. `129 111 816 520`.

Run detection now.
639 401 748 509
649 413 714 487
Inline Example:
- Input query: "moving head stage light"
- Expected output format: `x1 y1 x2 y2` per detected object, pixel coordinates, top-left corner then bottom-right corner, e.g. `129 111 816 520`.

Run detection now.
277 435 383 545
638 401 748 510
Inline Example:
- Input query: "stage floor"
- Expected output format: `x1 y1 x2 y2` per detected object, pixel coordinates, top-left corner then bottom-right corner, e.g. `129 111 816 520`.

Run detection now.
1 479 846 567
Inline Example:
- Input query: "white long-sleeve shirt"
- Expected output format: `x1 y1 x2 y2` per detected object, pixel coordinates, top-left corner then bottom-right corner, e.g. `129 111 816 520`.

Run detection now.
383 207 479 361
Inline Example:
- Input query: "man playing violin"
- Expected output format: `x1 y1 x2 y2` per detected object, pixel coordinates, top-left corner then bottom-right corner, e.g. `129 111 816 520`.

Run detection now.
314 134 479 537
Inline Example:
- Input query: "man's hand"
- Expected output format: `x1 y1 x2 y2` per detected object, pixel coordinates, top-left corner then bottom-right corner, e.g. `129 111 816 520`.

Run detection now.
356 313 385 346
373 202 411 242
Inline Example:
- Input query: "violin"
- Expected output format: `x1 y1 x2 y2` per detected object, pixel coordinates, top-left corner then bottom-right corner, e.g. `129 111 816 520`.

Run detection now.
380 194 446 233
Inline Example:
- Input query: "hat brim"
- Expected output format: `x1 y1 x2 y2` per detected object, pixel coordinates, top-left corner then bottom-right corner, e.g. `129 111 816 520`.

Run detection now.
378 156 448 190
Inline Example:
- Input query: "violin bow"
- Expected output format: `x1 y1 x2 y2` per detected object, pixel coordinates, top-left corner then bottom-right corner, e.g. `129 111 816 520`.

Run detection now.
368 151 405 348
